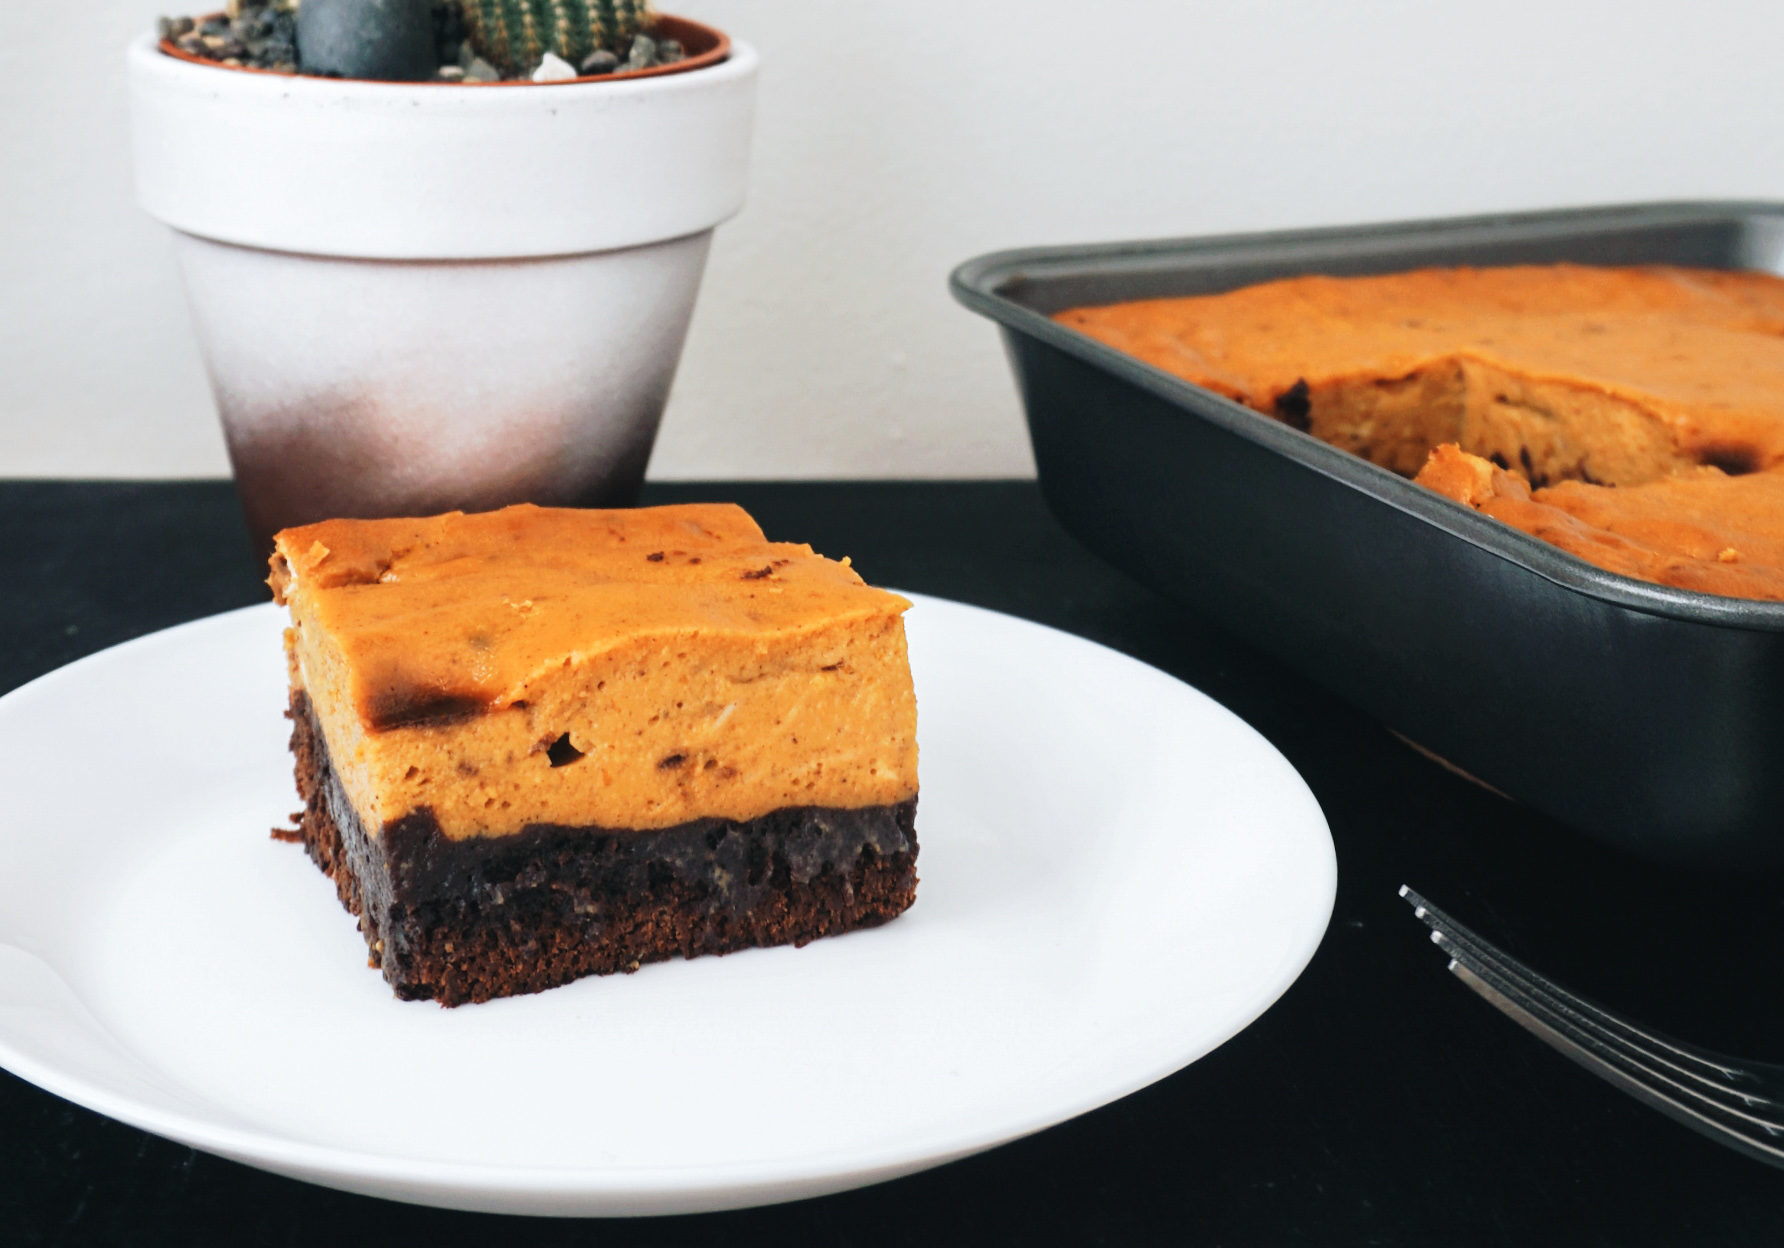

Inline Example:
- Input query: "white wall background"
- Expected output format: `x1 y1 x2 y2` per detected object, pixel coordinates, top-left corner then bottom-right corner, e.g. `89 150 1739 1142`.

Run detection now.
6 0 1784 479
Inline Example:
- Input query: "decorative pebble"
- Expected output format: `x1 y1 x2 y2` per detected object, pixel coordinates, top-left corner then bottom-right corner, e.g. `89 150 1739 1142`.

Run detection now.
232 7 274 40
162 3 693 83
159 2 299 71
531 51 577 82
295 0 437 82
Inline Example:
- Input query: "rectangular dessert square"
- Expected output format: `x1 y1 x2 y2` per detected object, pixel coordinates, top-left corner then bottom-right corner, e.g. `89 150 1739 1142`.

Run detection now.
269 502 919 1005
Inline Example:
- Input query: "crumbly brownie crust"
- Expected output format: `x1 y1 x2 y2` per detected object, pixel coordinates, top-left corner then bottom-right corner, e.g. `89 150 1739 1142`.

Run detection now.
285 692 919 1006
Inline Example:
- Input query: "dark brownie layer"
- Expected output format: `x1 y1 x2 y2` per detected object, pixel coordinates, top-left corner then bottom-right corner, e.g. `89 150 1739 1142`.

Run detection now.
285 691 919 1006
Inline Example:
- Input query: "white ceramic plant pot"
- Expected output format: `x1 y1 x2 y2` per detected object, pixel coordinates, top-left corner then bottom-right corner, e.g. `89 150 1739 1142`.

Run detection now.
126 27 756 549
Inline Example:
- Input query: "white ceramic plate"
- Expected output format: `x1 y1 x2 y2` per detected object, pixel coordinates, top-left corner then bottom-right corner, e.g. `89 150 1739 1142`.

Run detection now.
0 594 1334 1216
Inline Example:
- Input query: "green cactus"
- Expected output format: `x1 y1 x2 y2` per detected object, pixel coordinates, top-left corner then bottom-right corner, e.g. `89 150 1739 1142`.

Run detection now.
459 0 652 75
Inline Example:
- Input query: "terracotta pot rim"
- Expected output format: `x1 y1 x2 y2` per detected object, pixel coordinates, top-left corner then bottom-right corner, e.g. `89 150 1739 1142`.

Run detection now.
157 10 730 87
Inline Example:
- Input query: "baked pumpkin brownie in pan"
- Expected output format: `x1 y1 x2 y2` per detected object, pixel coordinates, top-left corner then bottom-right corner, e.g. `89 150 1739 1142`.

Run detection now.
949 203 1784 864
270 503 919 1005
1055 263 1784 601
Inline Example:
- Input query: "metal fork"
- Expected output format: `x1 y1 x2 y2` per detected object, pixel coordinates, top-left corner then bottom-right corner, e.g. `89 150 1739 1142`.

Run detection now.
1399 884 1784 1168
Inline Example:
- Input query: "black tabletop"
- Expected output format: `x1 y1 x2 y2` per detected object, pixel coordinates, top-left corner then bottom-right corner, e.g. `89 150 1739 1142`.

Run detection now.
4 479 1783 1246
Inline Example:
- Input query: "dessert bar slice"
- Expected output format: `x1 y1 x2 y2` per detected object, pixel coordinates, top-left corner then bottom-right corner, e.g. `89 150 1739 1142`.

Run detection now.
270 503 919 1005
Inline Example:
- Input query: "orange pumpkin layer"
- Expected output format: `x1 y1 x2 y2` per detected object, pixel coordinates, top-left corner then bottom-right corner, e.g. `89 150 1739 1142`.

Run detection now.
270 503 919 841
1056 264 1784 600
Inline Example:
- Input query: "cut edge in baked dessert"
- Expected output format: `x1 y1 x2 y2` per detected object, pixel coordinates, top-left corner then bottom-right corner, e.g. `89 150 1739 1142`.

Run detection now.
1053 265 1784 600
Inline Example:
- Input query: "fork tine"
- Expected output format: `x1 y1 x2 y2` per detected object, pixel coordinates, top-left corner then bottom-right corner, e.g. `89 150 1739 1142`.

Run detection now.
1398 887 1784 1149
1444 955 1784 1169
1430 929 1784 1127
1401 886 1784 1124
1399 887 1758 1087
1421 917 1770 1104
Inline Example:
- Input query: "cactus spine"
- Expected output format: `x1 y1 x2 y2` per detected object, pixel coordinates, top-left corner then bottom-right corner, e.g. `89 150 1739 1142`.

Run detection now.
460 0 652 75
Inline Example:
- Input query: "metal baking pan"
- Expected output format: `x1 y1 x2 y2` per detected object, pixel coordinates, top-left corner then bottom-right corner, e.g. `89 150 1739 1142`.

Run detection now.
951 202 1784 867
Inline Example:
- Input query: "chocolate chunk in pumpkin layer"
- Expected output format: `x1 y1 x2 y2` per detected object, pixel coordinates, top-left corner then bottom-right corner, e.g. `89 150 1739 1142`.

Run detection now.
364 689 488 732
1274 379 1312 432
